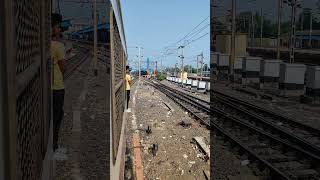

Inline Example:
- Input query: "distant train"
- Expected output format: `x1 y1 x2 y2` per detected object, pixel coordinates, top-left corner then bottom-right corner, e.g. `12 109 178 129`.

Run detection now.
167 76 210 93
68 23 110 43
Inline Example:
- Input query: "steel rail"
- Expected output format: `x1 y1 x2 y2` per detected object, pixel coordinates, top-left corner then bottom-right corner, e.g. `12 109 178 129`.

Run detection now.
212 89 320 156
146 80 210 126
64 43 91 79
213 89 320 135
151 80 320 179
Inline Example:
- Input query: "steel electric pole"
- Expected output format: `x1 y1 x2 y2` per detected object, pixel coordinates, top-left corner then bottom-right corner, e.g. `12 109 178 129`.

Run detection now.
178 46 185 81
300 12 304 48
93 0 98 76
212 0 217 51
251 12 255 46
260 8 263 47
196 55 199 77
277 0 282 59
309 12 313 48
230 0 236 77
289 0 298 63
200 52 204 81
136 46 143 80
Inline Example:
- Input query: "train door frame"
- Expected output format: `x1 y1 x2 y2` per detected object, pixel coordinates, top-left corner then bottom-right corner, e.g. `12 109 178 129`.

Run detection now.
0 0 18 178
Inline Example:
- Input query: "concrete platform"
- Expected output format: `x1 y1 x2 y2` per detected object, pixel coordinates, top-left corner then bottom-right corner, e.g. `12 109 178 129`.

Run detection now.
54 58 110 179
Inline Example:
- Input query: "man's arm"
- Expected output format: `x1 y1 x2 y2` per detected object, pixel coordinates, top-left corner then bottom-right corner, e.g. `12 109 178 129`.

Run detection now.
128 75 133 86
58 59 66 74
57 43 66 74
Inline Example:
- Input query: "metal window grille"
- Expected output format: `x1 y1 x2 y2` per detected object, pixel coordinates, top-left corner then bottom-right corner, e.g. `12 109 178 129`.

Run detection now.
110 10 126 164
1 0 51 179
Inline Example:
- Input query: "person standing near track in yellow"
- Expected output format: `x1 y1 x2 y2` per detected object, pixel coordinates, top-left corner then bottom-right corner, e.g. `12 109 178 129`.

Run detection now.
51 13 67 160
125 65 132 112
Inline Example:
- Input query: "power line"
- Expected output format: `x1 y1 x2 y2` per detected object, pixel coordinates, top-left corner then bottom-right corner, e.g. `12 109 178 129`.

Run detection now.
171 16 209 46
184 32 209 47
183 23 210 44
161 17 209 57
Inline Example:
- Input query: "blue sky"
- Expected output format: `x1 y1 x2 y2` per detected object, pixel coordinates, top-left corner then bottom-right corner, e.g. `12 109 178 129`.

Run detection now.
122 0 210 71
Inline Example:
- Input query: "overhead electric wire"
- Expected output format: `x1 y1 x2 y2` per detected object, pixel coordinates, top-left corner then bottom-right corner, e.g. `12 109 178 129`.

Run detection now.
183 32 209 47
170 15 209 46
182 23 210 44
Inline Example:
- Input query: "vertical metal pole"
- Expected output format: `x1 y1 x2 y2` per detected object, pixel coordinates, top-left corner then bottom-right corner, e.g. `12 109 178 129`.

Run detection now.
160 56 163 74
182 47 184 80
212 0 217 51
154 61 156 76
175 63 177 77
138 47 141 79
196 55 199 77
179 46 184 80
309 13 313 48
200 52 204 80
249 14 251 46
252 13 255 47
289 0 296 63
93 0 98 75
260 8 263 47
251 13 253 46
230 0 236 76
300 12 304 48
277 0 282 59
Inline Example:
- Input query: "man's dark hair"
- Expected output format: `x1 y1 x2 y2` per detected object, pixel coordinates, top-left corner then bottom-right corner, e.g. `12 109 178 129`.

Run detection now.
52 13 62 28
126 65 130 70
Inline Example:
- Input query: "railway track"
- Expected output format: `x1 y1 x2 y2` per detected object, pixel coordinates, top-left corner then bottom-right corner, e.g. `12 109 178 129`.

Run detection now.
212 89 320 156
64 43 91 79
146 80 210 126
149 80 320 179
97 45 110 64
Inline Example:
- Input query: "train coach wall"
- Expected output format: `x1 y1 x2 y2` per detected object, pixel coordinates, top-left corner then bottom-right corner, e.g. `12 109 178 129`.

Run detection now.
109 3 127 179
0 0 52 179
